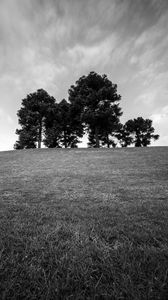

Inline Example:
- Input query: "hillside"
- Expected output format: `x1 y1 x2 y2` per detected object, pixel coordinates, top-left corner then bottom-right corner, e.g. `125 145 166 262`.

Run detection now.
0 147 168 299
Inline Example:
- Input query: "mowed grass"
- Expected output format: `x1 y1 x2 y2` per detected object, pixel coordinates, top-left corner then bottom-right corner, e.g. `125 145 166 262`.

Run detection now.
0 147 168 299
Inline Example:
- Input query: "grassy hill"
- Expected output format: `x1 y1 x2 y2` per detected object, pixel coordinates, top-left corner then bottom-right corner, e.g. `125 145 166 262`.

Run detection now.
0 147 168 299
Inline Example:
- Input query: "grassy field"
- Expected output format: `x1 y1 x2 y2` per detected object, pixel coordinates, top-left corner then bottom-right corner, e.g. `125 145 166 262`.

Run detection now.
0 147 168 299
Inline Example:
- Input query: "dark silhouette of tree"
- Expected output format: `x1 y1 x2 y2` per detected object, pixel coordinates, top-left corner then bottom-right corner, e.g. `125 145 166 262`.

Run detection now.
15 75 158 150
116 124 133 147
44 99 84 148
15 89 56 149
59 99 80 148
100 134 117 148
87 128 117 148
87 128 99 148
43 103 62 148
14 128 37 149
125 117 159 147
69 71 122 148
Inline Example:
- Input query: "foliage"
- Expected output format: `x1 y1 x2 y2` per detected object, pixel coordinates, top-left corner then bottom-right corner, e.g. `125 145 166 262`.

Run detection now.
15 73 159 149
125 117 159 147
14 128 37 149
100 134 117 148
69 71 122 147
58 99 83 148
44 99 84 148
15 89 56 149
116 124 134 147
87 128 117 148
43 102 62 148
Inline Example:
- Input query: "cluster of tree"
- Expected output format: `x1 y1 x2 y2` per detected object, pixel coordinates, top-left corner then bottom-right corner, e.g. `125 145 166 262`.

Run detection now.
14 72 159 149
116 118 159 147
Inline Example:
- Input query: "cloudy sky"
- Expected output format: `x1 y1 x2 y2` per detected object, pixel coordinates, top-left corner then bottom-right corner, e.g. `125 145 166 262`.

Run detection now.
0 0 168 150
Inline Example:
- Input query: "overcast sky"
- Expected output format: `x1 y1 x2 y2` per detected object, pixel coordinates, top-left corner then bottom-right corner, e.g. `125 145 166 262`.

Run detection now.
0 0 168 150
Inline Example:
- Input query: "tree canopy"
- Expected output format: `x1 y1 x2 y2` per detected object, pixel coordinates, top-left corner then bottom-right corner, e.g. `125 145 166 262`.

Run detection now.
15 89 56 149
124 117 159 147
68 71 122 147
14 72 159 149
115 124 133 148
44 99 83 148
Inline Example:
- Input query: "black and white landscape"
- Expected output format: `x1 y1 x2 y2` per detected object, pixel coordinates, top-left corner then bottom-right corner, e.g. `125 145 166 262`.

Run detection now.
0 1 168 299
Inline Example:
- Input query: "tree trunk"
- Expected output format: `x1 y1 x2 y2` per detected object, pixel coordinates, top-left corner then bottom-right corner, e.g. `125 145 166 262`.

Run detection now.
64 131 67 148
38 122 42 148
95 127 100 148
107 134 110 148
135 136 141 147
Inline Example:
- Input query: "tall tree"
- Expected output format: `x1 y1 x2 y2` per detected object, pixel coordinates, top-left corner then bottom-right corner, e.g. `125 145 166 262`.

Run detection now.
125 117 159 147
44 99 84 148
43 102 62 148
15 89 56 149
69 71 122 147
59 99 77 148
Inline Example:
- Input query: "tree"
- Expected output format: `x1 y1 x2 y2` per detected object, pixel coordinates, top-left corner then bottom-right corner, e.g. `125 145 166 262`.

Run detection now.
100 134 117 148
58 99 80 148
14 128 37 149
87 128 117 148
125 117 159 147
43 103 62 148
44 99 84 148
116 124 133 147
68 71 122 148
15 89 56 149
87 128 100 148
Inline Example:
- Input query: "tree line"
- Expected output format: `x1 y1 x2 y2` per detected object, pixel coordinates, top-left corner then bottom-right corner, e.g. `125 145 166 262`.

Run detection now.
14 71 159 149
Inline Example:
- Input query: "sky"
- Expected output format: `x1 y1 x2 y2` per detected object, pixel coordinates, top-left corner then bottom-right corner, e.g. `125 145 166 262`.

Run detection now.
0 0 168 150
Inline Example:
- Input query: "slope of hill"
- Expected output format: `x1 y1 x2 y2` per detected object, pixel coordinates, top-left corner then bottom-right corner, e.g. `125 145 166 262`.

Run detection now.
0 147 168 299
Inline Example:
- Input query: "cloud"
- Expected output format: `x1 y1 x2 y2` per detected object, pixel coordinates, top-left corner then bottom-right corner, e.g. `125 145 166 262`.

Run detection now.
64 35 117 69
132 11 168 77
150 105 168 124
124 7 168 121
150 105 168 146
0 108 14 124
135 92 157 106
0 133 16 151
0 107 15 151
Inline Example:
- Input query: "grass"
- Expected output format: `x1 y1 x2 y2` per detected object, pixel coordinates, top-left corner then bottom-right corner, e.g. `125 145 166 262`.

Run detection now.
0 147 168 299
